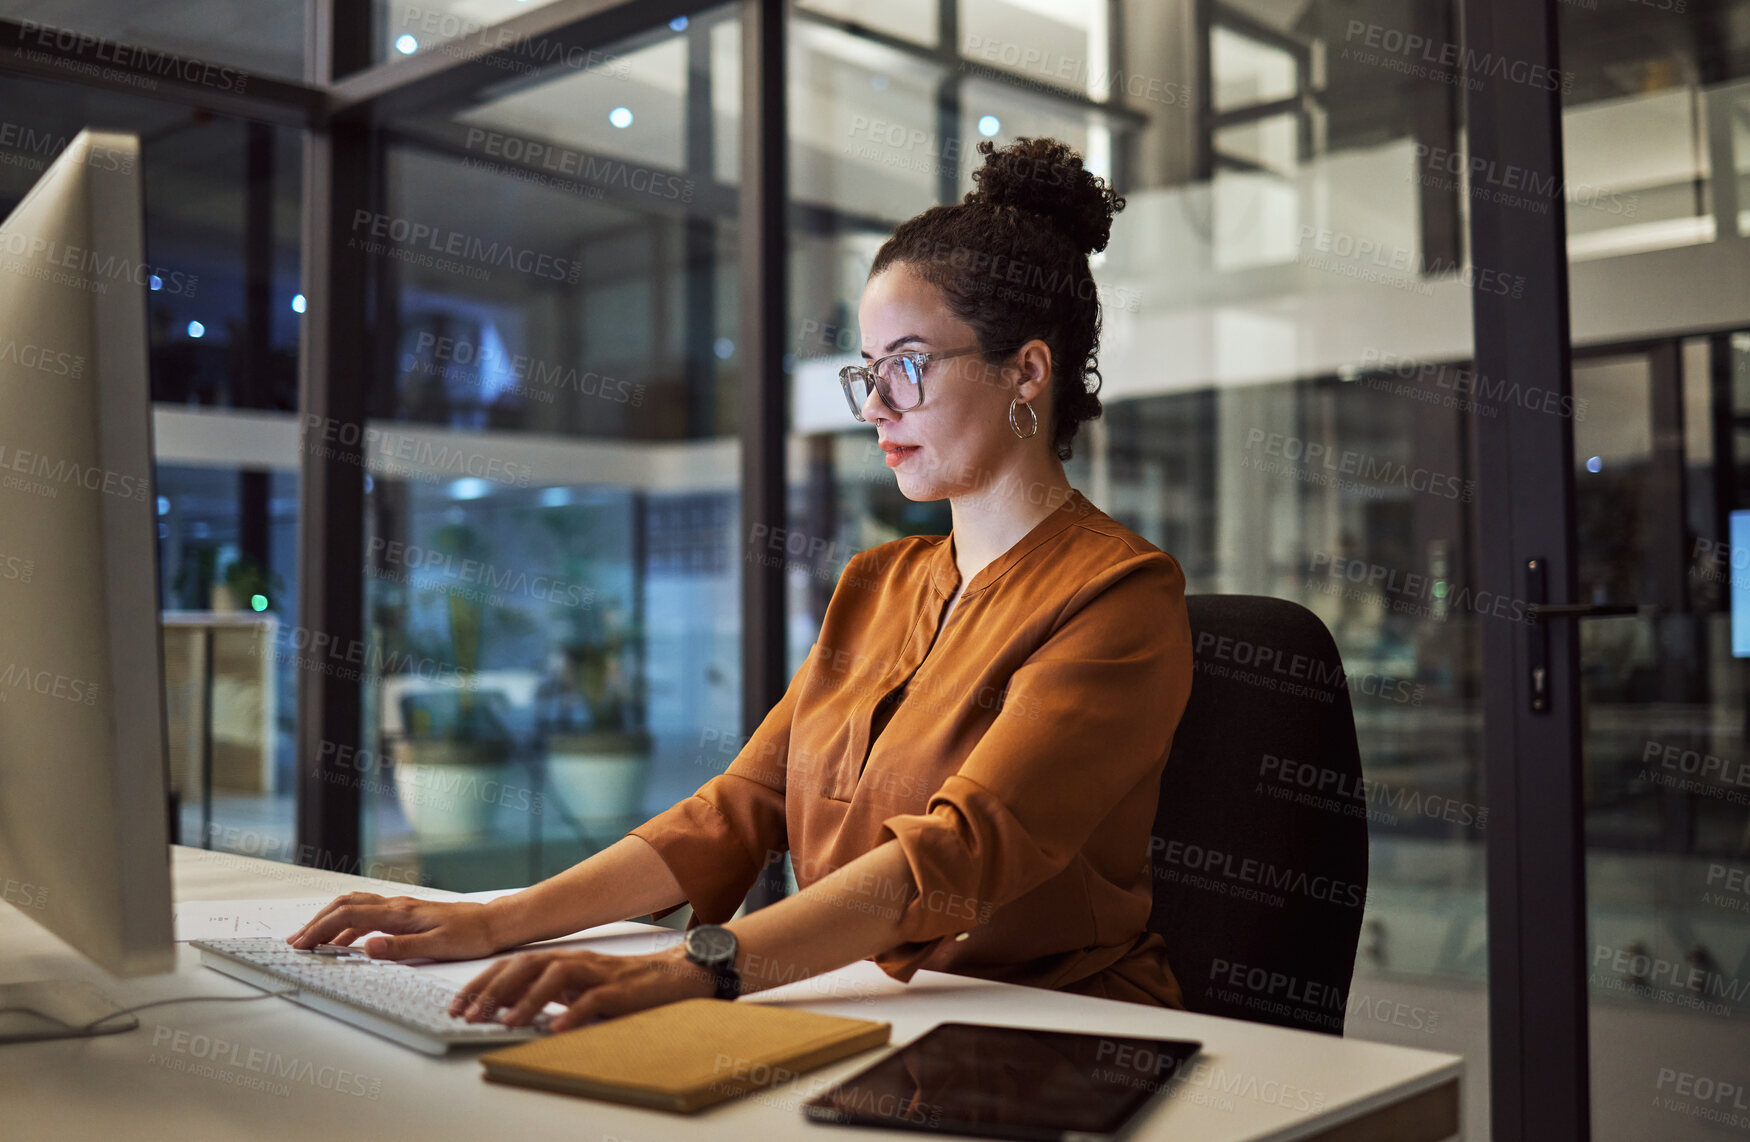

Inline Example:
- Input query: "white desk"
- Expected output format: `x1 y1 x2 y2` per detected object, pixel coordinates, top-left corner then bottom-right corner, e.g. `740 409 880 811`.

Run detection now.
0 848 1462 1141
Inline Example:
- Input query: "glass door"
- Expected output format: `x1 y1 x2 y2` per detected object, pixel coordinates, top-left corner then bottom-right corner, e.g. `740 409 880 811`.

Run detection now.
1570 337 1750 1141
1552 1 1750 1133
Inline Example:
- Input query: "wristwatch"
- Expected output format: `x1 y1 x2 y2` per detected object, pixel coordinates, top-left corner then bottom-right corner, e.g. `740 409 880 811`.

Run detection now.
682 924 742 1000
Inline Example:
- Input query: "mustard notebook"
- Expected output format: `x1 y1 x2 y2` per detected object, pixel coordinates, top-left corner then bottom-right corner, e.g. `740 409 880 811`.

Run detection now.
478 998 891 1113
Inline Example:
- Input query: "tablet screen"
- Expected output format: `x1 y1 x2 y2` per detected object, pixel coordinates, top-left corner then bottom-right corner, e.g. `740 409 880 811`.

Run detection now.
801 1022 1201 1141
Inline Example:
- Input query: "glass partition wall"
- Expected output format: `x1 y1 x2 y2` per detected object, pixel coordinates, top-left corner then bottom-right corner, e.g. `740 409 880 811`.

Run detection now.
0 68 307 865
1555 3 1750 1137
343 8 746 889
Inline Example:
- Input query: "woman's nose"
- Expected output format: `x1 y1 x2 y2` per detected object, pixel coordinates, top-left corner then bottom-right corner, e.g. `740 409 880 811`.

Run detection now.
860 380 892 422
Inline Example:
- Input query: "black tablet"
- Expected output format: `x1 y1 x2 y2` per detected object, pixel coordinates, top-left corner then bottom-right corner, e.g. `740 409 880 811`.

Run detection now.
800 1022 1202 1142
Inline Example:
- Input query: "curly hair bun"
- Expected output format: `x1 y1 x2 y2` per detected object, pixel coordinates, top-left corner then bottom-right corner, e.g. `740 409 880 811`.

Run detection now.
965 136 1125 256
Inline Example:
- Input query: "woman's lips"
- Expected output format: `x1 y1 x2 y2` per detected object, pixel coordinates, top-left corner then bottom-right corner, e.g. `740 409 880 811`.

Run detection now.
884 445 919 467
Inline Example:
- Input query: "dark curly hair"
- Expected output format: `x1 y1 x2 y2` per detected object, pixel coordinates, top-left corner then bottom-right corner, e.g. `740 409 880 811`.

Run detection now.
870 136 1125 462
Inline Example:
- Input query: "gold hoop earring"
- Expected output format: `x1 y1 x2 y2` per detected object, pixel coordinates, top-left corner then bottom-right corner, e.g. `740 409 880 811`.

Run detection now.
1009 398 1039 439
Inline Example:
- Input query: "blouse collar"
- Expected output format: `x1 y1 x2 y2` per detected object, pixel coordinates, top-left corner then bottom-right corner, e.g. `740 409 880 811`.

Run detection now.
929 486 1095 600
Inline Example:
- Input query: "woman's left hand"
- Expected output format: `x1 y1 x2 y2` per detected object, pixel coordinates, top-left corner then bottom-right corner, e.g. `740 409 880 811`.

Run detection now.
450 945 715 1031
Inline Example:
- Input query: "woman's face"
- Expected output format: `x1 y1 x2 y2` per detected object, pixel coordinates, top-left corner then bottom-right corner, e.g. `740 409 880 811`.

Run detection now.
856 265 1048 501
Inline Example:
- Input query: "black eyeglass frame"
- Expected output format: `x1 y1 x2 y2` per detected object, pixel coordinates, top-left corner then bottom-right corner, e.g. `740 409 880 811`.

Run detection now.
837 343 1028 421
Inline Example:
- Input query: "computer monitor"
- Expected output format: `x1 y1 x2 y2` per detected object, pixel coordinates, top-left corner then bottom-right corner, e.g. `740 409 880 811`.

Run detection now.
1732 510 1750 658
0 129 174 1039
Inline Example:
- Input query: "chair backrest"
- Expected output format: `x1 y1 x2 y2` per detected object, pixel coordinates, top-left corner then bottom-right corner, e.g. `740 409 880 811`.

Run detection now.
1147 595 1368 1035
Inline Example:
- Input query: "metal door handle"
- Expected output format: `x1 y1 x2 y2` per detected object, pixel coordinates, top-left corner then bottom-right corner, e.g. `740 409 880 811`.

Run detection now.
1524 559 1660 713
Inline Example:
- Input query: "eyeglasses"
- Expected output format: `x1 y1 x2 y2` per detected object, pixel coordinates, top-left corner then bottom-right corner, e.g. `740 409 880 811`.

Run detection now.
837 344 1023 421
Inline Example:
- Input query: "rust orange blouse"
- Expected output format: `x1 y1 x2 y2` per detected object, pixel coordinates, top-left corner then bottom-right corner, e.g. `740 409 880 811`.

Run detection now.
629 486 1195 1008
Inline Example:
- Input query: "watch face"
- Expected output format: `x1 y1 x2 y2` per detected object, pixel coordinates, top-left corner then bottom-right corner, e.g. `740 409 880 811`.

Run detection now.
687 925 736 965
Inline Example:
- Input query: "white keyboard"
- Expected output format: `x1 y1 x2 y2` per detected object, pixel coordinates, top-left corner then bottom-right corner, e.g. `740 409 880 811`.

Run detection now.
192 937 550 1056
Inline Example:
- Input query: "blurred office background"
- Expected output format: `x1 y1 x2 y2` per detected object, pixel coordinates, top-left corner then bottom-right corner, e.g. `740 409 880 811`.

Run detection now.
1 0 1748 1137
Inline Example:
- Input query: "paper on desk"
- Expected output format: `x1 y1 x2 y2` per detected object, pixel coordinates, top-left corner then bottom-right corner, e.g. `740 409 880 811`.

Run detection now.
174 898 373 942
447 887 526 903
173 884 474 942
172 889 659 945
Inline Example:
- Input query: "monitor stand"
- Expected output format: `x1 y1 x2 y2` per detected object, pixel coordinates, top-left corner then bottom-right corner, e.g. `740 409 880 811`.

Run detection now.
0 980 140 1042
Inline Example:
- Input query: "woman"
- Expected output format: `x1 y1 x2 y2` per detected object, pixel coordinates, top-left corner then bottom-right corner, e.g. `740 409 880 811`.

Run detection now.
290 136 1194 1031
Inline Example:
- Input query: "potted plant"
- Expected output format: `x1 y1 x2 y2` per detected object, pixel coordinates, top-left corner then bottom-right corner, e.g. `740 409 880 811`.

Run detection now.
526 501 653 832
212 557 284 613
388 523 517 843
543 600 652 831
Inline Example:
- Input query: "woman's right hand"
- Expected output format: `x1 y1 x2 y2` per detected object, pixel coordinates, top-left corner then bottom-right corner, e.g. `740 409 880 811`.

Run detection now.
286 893 503 962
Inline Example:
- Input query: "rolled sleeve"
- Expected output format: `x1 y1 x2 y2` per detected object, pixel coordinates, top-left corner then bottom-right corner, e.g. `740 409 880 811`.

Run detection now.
629 640 817 923
875 553 1192 951
630 776 787 923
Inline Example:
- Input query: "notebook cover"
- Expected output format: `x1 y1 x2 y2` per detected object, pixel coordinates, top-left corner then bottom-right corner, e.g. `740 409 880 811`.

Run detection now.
478 998 892 1113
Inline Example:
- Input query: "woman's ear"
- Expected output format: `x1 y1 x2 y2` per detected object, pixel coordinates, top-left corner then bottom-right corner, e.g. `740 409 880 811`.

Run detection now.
1014 339 1053 405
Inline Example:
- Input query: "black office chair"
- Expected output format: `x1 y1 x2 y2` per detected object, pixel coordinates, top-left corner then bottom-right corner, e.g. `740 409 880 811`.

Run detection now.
1147 595 1369 1036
